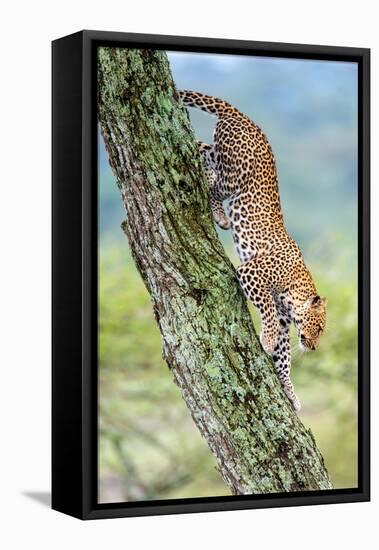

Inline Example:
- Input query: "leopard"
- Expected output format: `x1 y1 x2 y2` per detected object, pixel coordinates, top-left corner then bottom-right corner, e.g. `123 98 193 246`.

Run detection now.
179 90 327 412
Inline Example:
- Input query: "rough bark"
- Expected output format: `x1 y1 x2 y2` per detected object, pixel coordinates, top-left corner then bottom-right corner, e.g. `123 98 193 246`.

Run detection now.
97 47 332 495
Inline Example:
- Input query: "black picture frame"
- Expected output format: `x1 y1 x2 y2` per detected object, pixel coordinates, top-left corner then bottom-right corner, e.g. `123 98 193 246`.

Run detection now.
52 30 370 520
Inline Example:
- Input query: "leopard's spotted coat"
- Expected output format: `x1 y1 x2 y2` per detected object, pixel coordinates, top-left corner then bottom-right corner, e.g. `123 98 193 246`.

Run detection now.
180 90 327 411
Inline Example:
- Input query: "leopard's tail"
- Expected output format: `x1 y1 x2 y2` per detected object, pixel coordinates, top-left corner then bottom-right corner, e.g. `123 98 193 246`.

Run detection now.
179 90 238 118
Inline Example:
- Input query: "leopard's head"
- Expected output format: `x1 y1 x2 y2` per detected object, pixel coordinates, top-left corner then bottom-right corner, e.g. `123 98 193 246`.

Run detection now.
295 295 327 351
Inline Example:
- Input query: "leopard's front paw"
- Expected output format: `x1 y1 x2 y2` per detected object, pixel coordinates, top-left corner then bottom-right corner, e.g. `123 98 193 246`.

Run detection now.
282 382 302 412
213 212 231 230
260 331 278 355
291 397 301 412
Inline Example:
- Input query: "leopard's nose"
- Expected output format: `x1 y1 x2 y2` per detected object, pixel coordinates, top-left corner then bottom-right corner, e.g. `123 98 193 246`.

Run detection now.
310 344 316 351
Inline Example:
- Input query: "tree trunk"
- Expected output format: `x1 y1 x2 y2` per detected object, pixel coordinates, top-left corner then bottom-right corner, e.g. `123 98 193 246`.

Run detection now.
97 47 332 495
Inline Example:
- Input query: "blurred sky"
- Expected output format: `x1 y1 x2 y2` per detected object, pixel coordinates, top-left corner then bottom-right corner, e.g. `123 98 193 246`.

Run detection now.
99 50 358 272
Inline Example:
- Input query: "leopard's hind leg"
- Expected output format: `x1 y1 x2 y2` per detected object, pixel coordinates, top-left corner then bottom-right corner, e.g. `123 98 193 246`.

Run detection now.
197 141 230 230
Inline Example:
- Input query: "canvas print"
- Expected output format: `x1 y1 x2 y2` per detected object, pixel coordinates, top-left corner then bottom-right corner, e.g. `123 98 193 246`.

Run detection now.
97 47 358 503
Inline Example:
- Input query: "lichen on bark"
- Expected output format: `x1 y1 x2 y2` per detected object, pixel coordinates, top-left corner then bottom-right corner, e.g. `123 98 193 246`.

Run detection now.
97 46 333 495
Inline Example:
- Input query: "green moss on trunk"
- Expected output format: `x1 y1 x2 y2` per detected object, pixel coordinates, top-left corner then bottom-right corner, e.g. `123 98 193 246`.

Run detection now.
97 46 332 495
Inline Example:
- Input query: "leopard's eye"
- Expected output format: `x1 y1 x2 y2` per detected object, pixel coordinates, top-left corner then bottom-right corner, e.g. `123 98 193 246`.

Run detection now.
317 326 323 335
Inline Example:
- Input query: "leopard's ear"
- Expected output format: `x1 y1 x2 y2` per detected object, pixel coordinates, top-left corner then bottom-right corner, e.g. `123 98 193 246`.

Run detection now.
310 295 327 308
